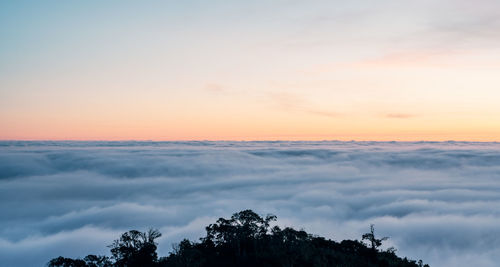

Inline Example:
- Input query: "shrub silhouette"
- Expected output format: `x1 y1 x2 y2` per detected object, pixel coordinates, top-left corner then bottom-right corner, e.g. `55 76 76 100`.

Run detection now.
48 209 429 267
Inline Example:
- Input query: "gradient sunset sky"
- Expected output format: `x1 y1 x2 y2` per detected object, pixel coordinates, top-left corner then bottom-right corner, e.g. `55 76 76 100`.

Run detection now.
1 0 500 141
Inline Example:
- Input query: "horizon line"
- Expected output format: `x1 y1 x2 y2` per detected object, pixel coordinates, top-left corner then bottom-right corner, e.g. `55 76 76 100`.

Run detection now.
1 139 499 143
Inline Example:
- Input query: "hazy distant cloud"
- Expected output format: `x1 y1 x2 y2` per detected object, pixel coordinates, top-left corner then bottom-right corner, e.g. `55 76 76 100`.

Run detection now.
385 113 415 119
269 92 340 118
1 141 500 267
204 83 227 94
304 109 339 118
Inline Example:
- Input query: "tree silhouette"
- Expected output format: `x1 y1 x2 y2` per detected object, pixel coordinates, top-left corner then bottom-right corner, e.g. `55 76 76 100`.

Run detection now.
108 228 161 267
48 255 112 267
82 255 112 267
203 209 276 250
48 257 87 267
47 210 429 267
362 224 389 251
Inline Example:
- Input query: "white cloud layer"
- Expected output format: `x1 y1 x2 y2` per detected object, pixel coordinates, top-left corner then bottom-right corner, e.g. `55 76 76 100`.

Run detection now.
1 141 500 266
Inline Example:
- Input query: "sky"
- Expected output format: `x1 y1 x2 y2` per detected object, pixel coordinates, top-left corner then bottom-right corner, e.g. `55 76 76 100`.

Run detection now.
1 0 500 140
1 141 500 266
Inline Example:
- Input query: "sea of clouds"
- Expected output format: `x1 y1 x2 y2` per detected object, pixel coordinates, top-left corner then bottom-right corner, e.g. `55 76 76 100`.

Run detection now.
1 141 500 266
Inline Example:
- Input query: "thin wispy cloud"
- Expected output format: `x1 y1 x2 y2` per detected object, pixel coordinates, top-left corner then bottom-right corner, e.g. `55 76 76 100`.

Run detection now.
204 83 227 94
269 92 340 118
385 113 416 119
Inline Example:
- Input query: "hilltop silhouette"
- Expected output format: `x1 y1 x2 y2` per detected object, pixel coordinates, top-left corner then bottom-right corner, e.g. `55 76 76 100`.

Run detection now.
48 210 428 267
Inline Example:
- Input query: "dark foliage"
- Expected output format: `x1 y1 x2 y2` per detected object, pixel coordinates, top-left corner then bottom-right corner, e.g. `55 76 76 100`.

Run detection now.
109 229 161 267
48 255 112 267
48 210 429 267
